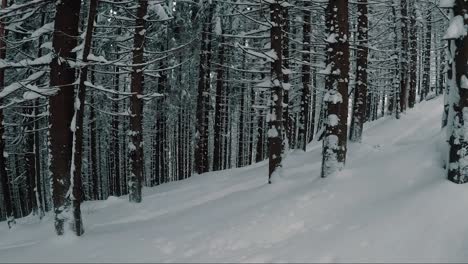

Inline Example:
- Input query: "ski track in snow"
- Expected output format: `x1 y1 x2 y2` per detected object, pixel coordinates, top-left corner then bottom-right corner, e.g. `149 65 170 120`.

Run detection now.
2 97 468 263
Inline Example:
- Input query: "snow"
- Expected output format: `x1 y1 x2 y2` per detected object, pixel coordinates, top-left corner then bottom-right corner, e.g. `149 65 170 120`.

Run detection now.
439 0 455 8
443 16 467 40
2 97 468 262
30 22 54 38
215 17 222 36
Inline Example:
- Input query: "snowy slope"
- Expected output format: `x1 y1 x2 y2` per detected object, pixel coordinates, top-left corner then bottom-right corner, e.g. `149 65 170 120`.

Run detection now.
1 96 467 263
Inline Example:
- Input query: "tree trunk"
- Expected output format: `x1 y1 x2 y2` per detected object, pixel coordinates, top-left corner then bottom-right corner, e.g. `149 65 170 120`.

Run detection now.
446 0 468 184
299 3 311 151
0 0 14 228
399 0 409 112
213 33 225 171
408 1 418 107
420 8 432 102
268 2 284 184
349 0 368 142
69 0 99 237
321 0 350 178
195 2 214 174
128 0 148 203
49 0 81 235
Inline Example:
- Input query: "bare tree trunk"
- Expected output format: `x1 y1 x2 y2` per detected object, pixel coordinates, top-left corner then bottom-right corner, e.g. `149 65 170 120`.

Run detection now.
399 0 409 112
213 33 225 171
282 8 291 149
268 1 284 184
49 0 81 235
128 0 148 203
0 0 14 228
349 0 368 142
321 0 350 178
299 3 311 151
420 8 432 101
69 0 99 236
195 2 214 174
408 1 418 107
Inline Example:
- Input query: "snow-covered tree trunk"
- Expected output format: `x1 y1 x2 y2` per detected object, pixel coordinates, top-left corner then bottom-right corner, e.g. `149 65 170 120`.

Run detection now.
49 0 82 235
321 0 350 178
268 1 285 184
349 0 369 142
445 0 468 184
128 0 149 203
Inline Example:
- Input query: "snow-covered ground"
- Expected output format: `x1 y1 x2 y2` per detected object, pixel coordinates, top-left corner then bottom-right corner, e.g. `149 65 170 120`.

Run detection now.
1 96 467 263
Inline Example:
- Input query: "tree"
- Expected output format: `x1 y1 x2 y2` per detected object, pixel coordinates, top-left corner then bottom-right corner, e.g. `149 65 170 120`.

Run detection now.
321 0 350 178
268 1 285 184
399 0 409 113
128 0 149 203
195 2 215 175
349 0 369 142
298 1 311 151
49 0 82 235
0 0 14 228
444 0 468 184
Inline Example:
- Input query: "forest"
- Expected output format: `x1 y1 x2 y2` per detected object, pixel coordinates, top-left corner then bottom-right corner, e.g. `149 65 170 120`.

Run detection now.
0 0 467 260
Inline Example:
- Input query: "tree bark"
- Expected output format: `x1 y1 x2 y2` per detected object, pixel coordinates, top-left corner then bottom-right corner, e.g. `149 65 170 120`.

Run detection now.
399 0 409 112
69 0 99 236
0 0 14 228
299 3 311 151
195 2 215 174
420 7 432 102
446 0 468 184
213 33 225 171
321 0 350 178
49 0 81 235
268 1 284 184
128 0 148 203
349 0 368 142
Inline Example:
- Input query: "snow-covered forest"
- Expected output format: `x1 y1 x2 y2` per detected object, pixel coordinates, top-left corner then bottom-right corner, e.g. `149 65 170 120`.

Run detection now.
0 0 467 262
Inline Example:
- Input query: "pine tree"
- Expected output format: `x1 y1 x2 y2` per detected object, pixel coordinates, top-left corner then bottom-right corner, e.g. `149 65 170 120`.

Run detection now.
321 0 350 178
49 0 82 235
349 0 369 142
128 0 149 203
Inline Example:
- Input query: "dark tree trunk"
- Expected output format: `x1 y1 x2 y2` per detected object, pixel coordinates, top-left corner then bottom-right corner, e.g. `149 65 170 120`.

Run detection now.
111 66 121 195
195 2 214 174
447 0 468 184
49 0 81 235
70 0 99 236
256 90 265 163
89 87 99 200
408 1 418 107
399 0 409 112
128 0 148 203
156 58 168 183
349 0 368 142
268 2 284 184
213 33 225 171
237 55 246 168
0 0 14 228
299 3 311 151
282 8 291 148
420 8 432 101
321 0 350 178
